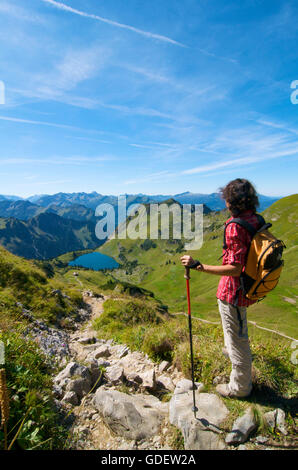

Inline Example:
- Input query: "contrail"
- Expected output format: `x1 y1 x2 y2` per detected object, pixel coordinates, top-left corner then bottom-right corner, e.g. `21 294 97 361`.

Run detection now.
0 114 82 130
41 0 186 48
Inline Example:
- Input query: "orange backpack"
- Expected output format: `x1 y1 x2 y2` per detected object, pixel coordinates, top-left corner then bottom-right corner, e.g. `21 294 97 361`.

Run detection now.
223 215 286 304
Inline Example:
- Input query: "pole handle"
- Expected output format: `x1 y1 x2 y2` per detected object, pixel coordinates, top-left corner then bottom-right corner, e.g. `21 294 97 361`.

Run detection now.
184 267 191 280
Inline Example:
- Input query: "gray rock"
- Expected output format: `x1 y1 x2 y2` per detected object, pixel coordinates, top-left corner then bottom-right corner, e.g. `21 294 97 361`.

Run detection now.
225 408 257 445
182 418 226 450
157 374 175 392
55 362 93 400
255 435 268 445
77 335 97 345
140 368 156 390
159 361 170 373
276 408 288 435
92 358 111 369
60 376 73 388
170 391 228 429
92 345 111 359
125 371 143 385
263 410 277 431
105 365 125 385
173 378 204 395
84 358 103 386
263 408 287 435
66 377 92 398
55 361 91 383
169 387 229 450
119 346 130 358
93 388 167 440
62 391 79 406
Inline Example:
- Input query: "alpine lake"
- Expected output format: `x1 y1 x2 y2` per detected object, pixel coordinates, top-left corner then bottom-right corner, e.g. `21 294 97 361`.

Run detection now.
69 252 119 271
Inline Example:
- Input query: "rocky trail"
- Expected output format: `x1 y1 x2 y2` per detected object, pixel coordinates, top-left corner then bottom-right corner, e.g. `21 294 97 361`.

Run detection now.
26 290 294 451
56 291 185 450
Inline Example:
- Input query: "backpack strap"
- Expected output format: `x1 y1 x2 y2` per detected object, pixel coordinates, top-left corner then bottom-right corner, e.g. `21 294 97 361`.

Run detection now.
223 218 258 250
255 214 272 233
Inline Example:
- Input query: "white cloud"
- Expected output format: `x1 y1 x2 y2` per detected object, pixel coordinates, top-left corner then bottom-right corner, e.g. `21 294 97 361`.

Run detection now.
33 45 109 103
183 131 298 175
41 0 186 48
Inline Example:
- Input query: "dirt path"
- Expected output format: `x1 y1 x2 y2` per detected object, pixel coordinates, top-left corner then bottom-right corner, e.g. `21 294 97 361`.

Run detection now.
68 294 105 362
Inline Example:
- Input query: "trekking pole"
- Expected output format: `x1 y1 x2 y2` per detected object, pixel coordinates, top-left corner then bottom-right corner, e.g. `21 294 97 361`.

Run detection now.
184 266 198 418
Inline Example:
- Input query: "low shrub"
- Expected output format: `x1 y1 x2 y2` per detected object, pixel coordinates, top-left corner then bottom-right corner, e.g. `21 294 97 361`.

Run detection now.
142 320 187 362
97 298 161 327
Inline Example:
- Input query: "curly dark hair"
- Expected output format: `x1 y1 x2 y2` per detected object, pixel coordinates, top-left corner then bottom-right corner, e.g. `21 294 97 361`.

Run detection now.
219 178 259 215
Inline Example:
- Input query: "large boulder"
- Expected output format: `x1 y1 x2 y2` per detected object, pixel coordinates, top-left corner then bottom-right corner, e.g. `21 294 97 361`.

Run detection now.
169 380 229 450
93 388 168 441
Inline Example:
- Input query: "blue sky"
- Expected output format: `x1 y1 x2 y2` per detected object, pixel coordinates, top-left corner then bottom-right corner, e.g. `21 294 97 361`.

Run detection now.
0 0 297 198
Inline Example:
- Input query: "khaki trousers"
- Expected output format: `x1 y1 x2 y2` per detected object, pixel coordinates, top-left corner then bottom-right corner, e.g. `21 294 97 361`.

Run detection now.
217 299 252 397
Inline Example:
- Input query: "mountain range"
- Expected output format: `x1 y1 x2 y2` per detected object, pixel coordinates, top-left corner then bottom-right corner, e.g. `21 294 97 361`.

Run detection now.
0 191 280 260
0 191 278 212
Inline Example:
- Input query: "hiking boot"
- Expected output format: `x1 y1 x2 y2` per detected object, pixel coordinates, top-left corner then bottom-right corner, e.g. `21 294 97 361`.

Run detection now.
215 384 251 399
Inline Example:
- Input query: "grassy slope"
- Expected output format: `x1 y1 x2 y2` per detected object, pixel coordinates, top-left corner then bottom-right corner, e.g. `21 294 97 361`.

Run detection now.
0 212 101 260
0 246 88 449
98 195 298 338
0 246 83 328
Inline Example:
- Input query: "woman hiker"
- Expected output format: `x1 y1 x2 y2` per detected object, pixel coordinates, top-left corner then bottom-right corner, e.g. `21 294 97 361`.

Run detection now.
180 178 260 398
